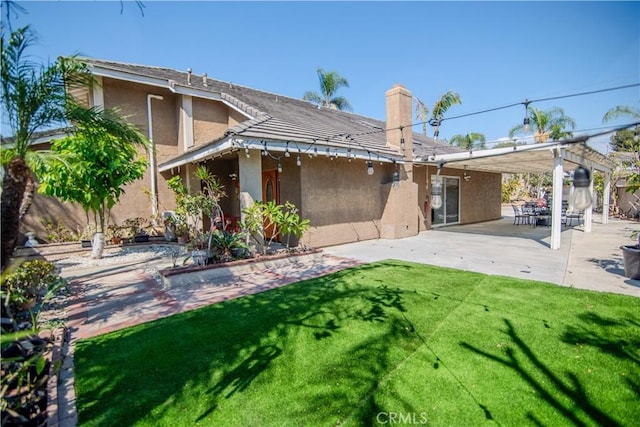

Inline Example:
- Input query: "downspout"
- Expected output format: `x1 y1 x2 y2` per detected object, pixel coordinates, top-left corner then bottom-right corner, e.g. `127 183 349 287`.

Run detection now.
147 94 164 220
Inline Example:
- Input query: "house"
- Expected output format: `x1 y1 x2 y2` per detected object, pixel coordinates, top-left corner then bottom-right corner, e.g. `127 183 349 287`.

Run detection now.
22 58 505 247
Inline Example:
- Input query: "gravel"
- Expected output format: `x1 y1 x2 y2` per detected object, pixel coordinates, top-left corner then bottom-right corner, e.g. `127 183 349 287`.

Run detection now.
52 244 185 271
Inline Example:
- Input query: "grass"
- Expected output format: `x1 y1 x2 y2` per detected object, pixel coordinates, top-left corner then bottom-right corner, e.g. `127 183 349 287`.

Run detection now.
74 260 640 426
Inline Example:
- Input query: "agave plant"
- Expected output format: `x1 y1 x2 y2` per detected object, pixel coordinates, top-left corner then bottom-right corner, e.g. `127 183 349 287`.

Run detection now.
209 230 249 262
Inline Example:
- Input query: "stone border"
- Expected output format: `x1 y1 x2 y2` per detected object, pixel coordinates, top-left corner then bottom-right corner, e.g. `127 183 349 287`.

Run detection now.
160 250 324 288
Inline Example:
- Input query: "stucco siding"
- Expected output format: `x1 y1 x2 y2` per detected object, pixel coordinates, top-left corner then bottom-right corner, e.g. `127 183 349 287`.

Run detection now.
299 157 389 247
193 98 229 146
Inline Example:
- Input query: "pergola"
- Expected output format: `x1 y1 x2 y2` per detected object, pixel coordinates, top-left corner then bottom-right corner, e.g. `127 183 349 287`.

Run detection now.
418 137 618 250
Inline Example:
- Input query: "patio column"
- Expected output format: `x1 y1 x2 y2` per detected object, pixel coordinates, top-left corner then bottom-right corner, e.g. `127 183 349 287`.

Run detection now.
584 167 594 233
238 151 262 209
550 150 564 250
602 171 611 224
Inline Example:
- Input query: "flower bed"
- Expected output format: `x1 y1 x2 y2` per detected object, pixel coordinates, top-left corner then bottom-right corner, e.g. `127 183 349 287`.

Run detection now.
159 248 323 288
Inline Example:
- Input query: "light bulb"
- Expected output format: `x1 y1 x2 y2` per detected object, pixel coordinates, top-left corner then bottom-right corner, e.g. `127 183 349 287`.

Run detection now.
277 162 282 173
431 194 443 210
296 156 301 167
245 148 250 158
393 170 400 182
570 164 592 210
570 188 592 211
285 149 290 158
431 179 443 209
367 160 374 175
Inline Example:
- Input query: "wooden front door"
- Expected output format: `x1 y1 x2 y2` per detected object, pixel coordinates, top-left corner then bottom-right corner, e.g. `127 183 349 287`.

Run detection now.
262 170 279 239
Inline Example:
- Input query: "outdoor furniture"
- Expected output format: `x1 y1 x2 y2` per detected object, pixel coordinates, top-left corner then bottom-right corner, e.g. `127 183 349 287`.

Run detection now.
565 210 584 227
512 204 530 225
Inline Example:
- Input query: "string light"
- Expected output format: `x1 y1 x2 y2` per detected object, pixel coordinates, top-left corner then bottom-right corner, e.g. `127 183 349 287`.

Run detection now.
296 155 302 167
277 161 282 173
228 83 638 177
431 162 444 209
367 160 374 175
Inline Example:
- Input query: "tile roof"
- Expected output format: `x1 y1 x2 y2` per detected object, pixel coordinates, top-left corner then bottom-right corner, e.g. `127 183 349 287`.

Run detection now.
80 58 461 159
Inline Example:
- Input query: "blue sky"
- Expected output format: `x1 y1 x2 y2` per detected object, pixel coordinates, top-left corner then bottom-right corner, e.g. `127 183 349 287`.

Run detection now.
4 1 639 153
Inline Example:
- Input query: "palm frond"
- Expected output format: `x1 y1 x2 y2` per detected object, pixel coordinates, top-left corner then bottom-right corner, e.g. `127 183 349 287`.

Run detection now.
603 105 640 123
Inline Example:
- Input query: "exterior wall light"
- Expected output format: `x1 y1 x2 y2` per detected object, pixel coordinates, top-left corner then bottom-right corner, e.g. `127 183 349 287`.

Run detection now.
570 165 592 210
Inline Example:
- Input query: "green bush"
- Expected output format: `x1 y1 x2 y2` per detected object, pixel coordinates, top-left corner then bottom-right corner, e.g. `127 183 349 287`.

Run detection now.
1 260 62 314
41 218 79 243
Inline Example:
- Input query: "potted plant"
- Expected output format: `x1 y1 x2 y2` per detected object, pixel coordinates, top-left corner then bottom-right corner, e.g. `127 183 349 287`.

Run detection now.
107 223 124 245
621 231 640 279
78 223 96 248
122 217 150 243
209 230 250 262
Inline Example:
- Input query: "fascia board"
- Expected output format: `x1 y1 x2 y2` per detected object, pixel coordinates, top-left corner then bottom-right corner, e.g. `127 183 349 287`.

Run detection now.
87 65 253 119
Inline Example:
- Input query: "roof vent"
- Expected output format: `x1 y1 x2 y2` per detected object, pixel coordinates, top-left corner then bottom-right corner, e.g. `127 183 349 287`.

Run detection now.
187 68 192 85
202 73 208 87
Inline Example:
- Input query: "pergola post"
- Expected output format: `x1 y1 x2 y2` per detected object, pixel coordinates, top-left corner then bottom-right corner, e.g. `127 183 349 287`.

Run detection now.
602 171 611 224
584 167 594 233
551 150 564 250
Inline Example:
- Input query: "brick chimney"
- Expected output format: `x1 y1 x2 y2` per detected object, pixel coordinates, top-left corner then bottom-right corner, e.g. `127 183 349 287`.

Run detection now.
385 84 413 160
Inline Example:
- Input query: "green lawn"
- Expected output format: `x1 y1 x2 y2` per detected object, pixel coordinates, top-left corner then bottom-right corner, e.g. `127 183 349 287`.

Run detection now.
74 260 640 426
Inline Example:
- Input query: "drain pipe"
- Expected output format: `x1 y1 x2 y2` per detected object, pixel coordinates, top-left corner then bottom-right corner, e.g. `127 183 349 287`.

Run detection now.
147 94 164 221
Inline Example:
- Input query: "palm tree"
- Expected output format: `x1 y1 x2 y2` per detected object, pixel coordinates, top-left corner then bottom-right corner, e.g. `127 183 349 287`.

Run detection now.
449 132 486 150
602 105 640 124
415 97 429 136
1 26 91 268
430 91 462 140
1 26 139 268
509 106 576 143
603 106 640 195
303 67 352 111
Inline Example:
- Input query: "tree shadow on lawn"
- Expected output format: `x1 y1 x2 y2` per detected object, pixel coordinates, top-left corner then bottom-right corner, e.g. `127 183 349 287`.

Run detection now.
75 261 430 426
462 319 631 427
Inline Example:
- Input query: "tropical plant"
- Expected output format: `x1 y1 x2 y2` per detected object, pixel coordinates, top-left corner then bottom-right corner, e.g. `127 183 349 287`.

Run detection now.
509 106 576 143
449 132 486 150
429 91 462 139
38 105 149 259
240 200 310 254
603 106 640 198
279 201 311 249
240 201 266 254
209 230 249 262
1 260 57 314
0 26 92 269
415 97 429 135
167 166 226 255
303 67 352 111
0 257 67 426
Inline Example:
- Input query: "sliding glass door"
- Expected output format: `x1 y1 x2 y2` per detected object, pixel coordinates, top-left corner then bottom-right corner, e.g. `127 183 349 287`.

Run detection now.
431 176 460 226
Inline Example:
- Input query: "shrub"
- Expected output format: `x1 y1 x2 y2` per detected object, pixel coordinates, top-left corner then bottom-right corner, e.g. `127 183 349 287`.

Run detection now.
2 260 58 308
40 218 79 243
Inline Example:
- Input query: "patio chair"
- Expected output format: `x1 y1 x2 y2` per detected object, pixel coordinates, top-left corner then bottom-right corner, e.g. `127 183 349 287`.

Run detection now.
565 209 584 227
512 204 530 225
